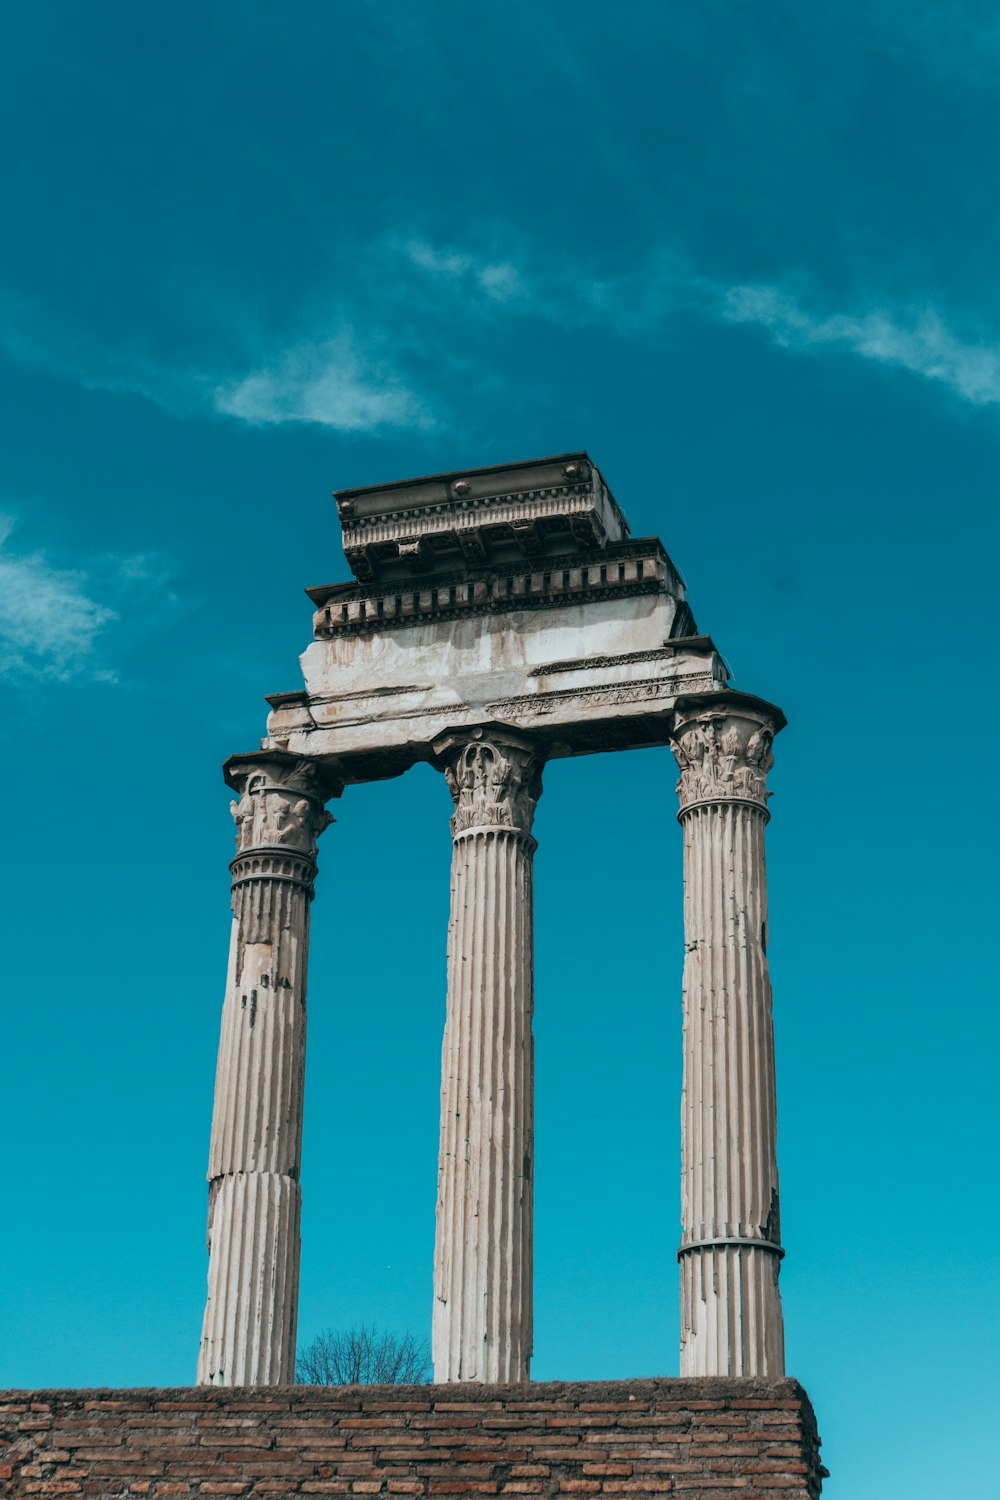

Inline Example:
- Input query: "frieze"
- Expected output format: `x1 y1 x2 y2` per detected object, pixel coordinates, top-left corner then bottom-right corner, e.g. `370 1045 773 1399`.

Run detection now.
486 673 717 720
669 710 776 811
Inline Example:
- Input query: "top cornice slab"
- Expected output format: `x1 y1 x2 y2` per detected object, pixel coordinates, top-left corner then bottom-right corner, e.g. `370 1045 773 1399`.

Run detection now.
332 451 629 582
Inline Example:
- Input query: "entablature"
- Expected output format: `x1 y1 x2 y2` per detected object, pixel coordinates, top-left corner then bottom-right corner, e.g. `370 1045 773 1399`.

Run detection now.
247 451 781 789
263 635 729 784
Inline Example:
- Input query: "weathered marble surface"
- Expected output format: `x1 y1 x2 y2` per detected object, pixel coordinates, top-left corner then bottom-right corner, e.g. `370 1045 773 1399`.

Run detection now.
431 730 542 1382
671 701 786 1376
334 451 628 582
200 452 791 1390
198 756 338 1387
259 453 711 779
268 579 721 777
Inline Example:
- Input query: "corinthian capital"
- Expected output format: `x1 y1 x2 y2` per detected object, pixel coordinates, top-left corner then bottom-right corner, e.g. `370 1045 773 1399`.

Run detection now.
225 753 341 858
669 699 783 812
433 728 544 836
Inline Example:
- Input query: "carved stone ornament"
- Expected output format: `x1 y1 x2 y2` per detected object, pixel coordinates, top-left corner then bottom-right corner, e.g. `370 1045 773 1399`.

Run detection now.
229 759 335 858
670 708 776 811
437 731 543 836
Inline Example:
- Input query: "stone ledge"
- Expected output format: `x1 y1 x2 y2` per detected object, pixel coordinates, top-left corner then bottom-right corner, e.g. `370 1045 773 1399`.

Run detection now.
308 541 684 638
0 1378 825 1498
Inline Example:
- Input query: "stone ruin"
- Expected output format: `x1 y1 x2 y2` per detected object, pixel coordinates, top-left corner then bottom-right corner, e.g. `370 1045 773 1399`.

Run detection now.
0 451 829 1500
198 452 791 1390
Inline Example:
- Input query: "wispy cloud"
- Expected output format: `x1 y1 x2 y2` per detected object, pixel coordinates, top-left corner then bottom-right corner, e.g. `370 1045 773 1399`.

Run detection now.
0 516 179 685
0 291 431 435
401 236 690 331
0 516 118 683
722 284 1000 406
403 240 528 305
403 234 1000 409
212 333 432 431
4 237 999 434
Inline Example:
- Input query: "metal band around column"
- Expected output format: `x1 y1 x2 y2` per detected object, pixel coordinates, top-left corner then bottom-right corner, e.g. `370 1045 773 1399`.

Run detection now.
678 1237 785 1260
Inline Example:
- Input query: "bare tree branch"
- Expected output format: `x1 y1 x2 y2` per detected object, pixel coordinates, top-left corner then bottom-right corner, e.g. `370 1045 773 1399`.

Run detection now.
295 1324 431 1386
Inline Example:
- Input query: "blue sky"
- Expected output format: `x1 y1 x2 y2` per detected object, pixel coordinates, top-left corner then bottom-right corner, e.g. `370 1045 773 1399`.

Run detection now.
1 4 997 1496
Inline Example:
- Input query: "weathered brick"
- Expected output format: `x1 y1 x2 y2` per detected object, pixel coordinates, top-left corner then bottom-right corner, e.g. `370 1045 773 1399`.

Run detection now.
599 1484 675 1496
427 1485 497 1495
415 1465 494 1480
0 1381 823 1499
340 1416 408 1429
432 1402 503 1414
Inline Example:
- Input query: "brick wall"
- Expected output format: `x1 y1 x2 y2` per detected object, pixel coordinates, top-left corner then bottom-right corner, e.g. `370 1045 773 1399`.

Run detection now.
0 1379 825 1499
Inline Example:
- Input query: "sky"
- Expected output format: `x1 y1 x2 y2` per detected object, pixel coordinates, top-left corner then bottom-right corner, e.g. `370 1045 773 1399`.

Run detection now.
1 3 997 1495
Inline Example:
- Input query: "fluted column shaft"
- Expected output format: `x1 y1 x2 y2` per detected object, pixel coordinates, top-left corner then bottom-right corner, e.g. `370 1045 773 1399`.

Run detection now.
432 729 543 1383
670 703 785 1377
198 755 335 1386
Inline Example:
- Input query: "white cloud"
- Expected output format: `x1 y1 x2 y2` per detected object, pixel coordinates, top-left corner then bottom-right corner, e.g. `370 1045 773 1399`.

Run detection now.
5 240 999 435
211 334 432 430
722 284 1000 406
0 289 433 435
402 234 1000 411
0 516 119 683
404 240 527 304
0 517 181 685
113 551 176 589
401 236 697 341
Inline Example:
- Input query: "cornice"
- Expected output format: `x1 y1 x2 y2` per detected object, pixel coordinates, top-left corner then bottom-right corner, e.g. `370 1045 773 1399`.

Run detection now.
310 541 688 639
529 636 719 676
333 453 628 583
340 478 596 542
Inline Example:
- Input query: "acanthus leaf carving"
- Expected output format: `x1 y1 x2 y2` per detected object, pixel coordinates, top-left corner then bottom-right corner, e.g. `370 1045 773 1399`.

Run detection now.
230 760 336 858
670 710 776 810
439 734 543 836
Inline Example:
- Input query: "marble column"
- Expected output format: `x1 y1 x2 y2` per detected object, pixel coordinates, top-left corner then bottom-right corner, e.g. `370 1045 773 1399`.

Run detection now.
431 728 544 1383
197 753 337 1387
670 699 786 1377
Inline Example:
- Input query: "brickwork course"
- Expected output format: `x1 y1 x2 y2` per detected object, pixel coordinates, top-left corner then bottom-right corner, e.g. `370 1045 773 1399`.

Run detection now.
0 1379 825 1499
